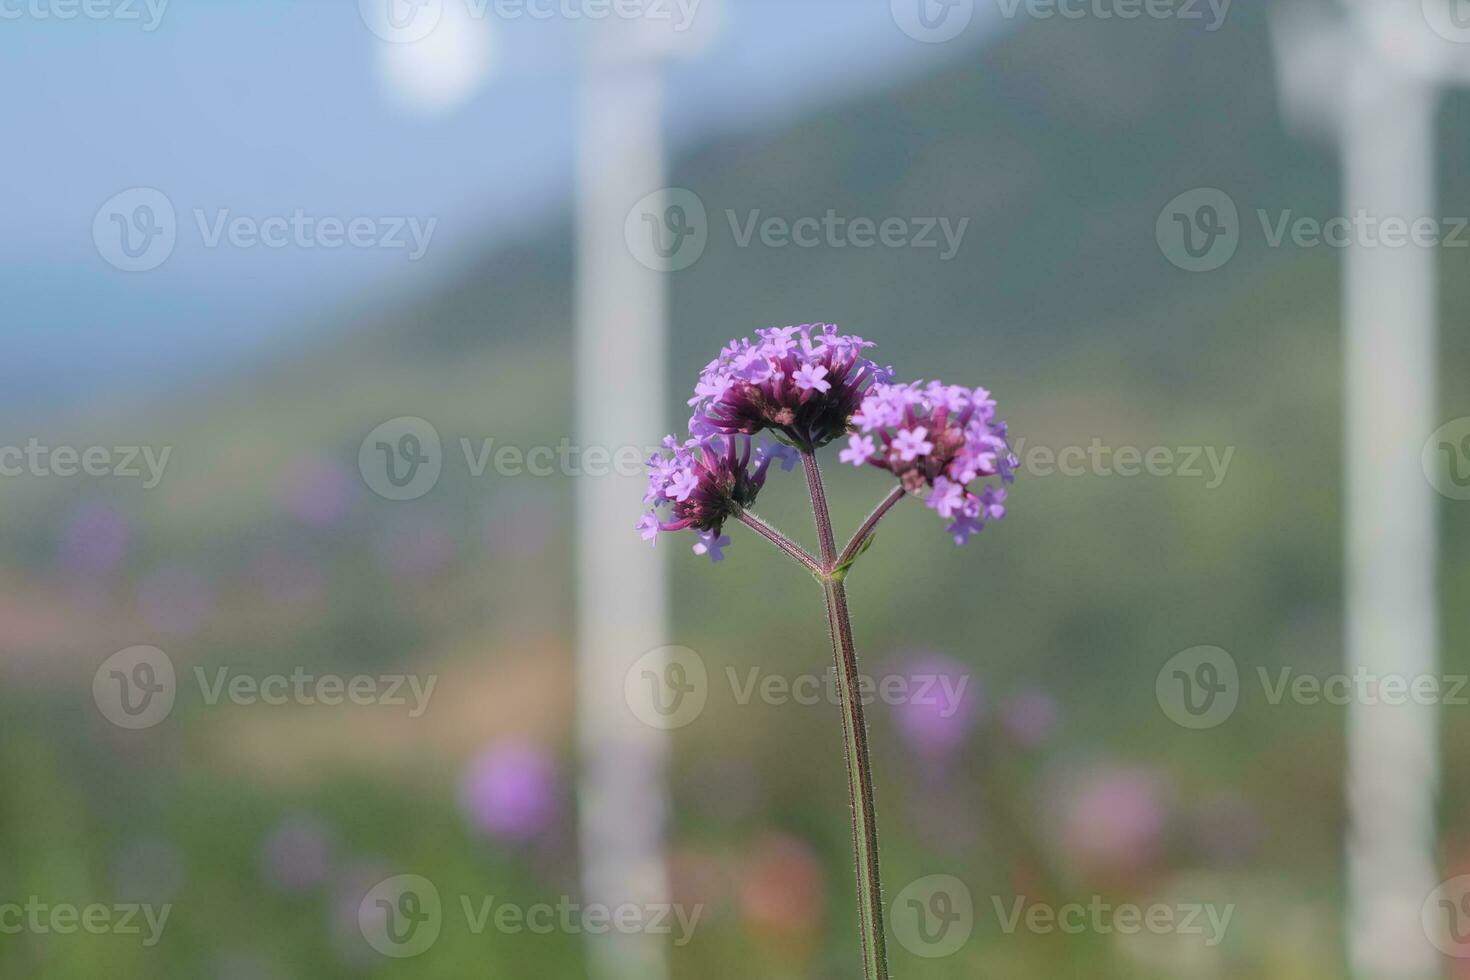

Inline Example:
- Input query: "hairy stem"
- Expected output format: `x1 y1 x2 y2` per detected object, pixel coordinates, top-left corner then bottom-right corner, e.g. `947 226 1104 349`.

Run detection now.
734 510 823 576
836 486 906 571
803 451 890 980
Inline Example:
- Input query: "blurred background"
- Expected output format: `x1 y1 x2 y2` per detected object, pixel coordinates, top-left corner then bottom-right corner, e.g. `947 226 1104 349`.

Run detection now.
5 0 1470 976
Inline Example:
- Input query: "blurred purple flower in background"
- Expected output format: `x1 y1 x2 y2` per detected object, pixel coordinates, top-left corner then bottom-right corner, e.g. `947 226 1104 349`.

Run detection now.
1000 689 1059 747
375 512 455 579
112 836 187 905
1190 792 1264 865
1050 763 1169 879
329 857 393 967
276 456 355 529
250 548 325 609
888 653 981 757
459 742 559 842
207 951 286 980
483 490 557 561
56 501 129 578
259 814 335 893
137 562 215 635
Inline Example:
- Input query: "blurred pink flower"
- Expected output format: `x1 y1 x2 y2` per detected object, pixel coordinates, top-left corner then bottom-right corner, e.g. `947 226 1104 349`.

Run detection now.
277 457 355 529
483 490 557 560
738 834 827 949
259 814 334 893
329 857 392 967
56 501 129 578
888 653 981 757
1000 689 1059 747
250 549 325 609
376 513 455 579
459 742 560 842
137 562 214 635
1050 763 1169 879
112 836 186 905
1190 793 1263 864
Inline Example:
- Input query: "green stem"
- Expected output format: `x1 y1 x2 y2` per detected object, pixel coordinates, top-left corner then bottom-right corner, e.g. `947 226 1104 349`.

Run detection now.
802 451 890 980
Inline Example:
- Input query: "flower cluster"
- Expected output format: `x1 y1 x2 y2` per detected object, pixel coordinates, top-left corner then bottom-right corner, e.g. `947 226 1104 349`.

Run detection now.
640 325 1015 557
638 435 785 561
688 324 892 451
841 380 1015 544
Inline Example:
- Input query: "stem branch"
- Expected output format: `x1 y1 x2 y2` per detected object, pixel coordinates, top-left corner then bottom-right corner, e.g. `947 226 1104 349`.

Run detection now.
836 486 906 571
734 510 823 576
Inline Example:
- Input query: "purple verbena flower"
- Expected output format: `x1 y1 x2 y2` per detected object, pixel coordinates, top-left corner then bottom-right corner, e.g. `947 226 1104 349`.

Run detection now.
849 379 1017 544
840 434 876 467
692 532 731 563
688 324 892 450
639 434 772 559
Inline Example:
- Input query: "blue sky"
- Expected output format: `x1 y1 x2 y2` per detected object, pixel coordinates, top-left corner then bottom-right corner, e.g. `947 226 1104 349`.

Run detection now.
2 0 996 413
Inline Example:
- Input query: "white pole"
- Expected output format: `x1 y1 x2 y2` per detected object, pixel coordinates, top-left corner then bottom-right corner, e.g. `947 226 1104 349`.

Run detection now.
1272 6 1445 976
574 41 672 980
1340 61 1441 980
